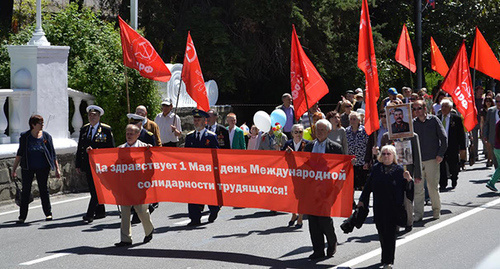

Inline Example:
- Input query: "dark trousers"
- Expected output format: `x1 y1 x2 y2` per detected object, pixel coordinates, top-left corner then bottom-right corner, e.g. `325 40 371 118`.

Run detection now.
188 203 220 222
84 170 105 218
19 167 51 220
376 221 397 264
308 215 337 254
354 165 368 190
440 153 459 189
162 142 177 147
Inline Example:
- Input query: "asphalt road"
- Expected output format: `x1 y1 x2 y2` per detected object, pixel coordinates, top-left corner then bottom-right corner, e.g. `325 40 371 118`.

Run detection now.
1 156 499 269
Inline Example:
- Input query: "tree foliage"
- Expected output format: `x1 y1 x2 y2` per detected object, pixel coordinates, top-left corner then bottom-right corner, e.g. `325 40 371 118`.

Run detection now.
0 3 160 144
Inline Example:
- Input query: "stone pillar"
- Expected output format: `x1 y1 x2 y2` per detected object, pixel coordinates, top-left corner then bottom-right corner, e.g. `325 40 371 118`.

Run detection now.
8 46 70 140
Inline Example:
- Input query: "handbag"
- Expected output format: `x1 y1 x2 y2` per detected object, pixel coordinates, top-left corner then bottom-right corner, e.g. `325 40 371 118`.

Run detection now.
14 177 33 207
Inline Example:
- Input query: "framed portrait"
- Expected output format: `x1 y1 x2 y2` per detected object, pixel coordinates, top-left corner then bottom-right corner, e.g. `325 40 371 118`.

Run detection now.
386 103 414 140
395 140 413 165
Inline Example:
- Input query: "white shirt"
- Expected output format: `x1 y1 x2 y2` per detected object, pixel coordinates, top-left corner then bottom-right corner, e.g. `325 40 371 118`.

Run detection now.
495 108 500 123
207 124 217 133
293 140 302 151
155 111 182 143
228 126 236 148
123 140 140 147
195 129 206 141
441 113 450 135
312 139 327 153
88 122 99 139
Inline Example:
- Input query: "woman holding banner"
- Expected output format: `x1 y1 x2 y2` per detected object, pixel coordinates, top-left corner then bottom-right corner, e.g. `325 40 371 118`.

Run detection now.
357 145 413 269
282 124 307 228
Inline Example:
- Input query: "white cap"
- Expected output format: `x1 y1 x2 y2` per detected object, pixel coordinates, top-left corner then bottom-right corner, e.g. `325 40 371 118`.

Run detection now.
86 105 104 116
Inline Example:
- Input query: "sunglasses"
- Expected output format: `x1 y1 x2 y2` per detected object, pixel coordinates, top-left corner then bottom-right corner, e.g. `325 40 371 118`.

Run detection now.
293 131 303 134
412 107 423 111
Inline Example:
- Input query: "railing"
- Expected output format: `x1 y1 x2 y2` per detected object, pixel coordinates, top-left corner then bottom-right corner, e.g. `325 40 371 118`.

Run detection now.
67 88 95 138
0 88 95 144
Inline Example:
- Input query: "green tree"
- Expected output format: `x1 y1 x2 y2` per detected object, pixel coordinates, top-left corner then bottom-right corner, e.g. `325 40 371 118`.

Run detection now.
0 3 160 144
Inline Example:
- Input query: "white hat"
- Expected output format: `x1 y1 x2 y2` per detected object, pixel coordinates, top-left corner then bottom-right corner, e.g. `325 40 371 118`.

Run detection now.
126 113 145 121
86 105 104 116
161 98 172 106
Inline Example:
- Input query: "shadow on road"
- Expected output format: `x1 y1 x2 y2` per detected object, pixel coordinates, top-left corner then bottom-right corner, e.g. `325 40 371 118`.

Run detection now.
477 192 500 198
49 246 336 268
470 179 490 184
229 210 288 221
212 226 301 239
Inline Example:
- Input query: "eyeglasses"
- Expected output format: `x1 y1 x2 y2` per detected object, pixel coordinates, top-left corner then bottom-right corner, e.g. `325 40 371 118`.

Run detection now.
381 152 392 156
412 107 423 111
293 131 303 134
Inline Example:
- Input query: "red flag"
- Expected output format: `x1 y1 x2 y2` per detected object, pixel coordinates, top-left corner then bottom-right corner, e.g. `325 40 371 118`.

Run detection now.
290 25 329 121
427 0 436 8
441 42 477 131
395 24 416 73
181 32 210 112
430 37 449 77
470 27 500 81
357 0 380 135
118 16 171 82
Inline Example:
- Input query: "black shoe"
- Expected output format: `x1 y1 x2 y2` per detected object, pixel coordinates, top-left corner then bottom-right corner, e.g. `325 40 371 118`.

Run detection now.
45 215 53 221
439 187 447 192
114 241 132 247
295 223 303 229
82 216 94 223
327 243 337 257
187 221 201 226
94 213 106 220
405 225 413 232
143 231 153 243
451 181 457 189
208 212 218 223
131 214 141 224
308 252 325 260
288 219 296 227
16 219 25 224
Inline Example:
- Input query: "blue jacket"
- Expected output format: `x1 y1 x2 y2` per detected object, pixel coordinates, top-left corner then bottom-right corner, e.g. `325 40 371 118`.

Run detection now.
185 130 219 149
17 130 57 170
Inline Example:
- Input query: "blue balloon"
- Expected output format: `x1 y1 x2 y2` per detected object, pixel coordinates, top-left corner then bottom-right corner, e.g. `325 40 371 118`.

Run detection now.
270 109 287 128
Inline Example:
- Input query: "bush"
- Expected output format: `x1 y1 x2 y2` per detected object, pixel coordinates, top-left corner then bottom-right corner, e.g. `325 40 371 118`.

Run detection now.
0 3 161 144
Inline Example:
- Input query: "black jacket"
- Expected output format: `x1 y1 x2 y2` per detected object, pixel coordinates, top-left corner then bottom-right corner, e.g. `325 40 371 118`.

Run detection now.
17 131 57 170
304 138 343 154
75 122 115 171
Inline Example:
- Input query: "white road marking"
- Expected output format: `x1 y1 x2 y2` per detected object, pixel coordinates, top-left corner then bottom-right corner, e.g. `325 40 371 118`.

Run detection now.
334 197 500 268
19 253 69 266
0 195 90 216
174 215 209 226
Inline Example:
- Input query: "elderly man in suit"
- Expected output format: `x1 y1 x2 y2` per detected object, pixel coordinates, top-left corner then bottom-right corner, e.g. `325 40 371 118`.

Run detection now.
114 124 154 247
207 110 230 149
304 119 343 260
135 105 162 146
484 94 500 168
76 105 115 223
438 99 466 190
184 109 220 226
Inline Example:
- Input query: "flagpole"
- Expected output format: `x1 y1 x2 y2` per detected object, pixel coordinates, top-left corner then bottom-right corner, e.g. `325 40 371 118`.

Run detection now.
473 31 478 91
172 74 183 131
124 67 131 113
301 80 314 137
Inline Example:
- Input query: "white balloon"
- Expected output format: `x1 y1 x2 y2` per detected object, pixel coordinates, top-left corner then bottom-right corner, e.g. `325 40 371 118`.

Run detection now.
253 111 271 132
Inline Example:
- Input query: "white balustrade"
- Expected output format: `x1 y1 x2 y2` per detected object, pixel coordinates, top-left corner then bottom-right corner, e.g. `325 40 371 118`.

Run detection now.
67 88 95 138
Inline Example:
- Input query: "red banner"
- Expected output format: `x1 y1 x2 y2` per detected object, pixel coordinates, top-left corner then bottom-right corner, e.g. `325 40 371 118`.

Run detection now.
118 16 171 82
441 41 477 131
395 24 416 73
430 37 449 77
182 32 210 112
88 148 354 218
470 27 500 81
358 0 380 136
290 25 329 121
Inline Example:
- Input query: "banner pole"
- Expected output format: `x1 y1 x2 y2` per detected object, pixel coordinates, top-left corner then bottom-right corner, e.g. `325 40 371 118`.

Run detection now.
173 74 183 130
301 80 314 137
125 67 130 113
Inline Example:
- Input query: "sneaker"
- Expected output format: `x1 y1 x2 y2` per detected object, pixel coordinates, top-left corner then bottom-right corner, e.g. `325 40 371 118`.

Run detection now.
486 183 498 192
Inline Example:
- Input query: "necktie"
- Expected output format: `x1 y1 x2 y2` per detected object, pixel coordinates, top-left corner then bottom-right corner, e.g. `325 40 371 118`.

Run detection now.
196 131 200 141
442 116 447 127
88 126 93 139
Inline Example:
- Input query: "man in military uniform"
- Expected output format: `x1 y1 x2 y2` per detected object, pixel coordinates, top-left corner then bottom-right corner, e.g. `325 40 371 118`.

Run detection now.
76 105 115 223
135 105 162 146
206 109 230 149
185 109 220 226
391 108 410 133
128 113 157 146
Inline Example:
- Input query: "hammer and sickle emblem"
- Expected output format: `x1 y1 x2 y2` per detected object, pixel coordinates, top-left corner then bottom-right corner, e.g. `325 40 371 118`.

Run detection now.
185 42 197 63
